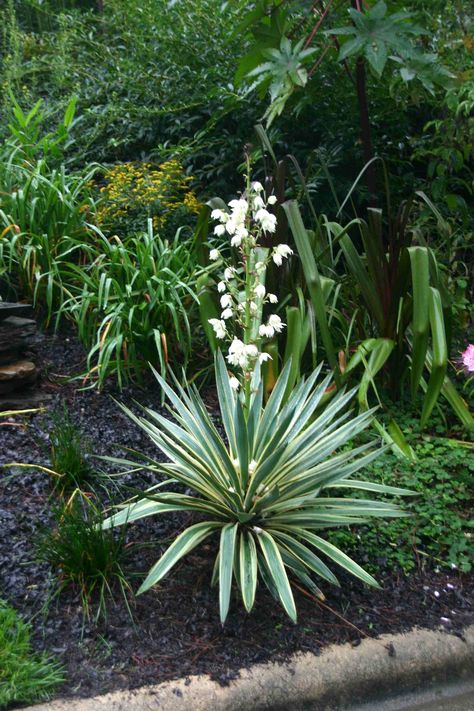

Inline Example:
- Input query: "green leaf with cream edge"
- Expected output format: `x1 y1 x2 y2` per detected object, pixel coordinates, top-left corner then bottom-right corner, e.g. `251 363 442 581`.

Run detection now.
102 354 413 623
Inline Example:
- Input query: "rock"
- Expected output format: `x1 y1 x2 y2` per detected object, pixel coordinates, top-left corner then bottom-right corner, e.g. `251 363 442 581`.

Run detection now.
0 316 37 362
0 360 37 394
0 360 37 381
0 303 33 322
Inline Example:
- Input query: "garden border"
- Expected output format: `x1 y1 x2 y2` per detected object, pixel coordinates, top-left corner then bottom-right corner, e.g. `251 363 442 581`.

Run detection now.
27 623 474 710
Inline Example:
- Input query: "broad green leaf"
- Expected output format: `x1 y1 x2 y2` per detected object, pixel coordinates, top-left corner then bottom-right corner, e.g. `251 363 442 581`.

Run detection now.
332 479 415 496
257 530 297 622
138 522 222 595
283 200 340 384
239 532 258 613
215 350 237 456
366 40 388 77
219 523 238 623
408 246 430 396
234 396 249 488
358 339 395 411
420 287 447 427
297 531 380 588
439 376 474 430
340 234 385 331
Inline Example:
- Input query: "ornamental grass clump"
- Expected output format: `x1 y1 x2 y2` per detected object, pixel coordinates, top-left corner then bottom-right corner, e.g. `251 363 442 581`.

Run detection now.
38 494 133 622
103 172 412 623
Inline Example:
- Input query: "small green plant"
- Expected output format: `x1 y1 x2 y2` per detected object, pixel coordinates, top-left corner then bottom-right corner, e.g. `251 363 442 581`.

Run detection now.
5 406 108 496
47 407 95 494
0 599 64 708
37 494 133 621
103 174 412 623
328 423 474 574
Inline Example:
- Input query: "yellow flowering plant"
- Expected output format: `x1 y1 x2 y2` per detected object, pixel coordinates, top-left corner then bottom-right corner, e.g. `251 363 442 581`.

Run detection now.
96 159 201 235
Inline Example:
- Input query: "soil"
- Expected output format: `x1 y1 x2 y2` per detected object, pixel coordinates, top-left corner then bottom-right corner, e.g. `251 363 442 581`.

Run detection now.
0 330 473 703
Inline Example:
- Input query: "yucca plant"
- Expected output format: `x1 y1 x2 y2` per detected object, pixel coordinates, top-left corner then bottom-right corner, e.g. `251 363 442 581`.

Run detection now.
104 357 410 623
103 172 411 623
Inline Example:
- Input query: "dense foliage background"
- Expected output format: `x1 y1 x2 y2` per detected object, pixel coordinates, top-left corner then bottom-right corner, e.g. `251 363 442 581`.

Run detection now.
0 4 472 705
1 0 472 208
1 0 472 418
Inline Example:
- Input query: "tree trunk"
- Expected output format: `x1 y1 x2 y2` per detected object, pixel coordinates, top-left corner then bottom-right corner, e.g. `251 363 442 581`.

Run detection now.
355 56 377 202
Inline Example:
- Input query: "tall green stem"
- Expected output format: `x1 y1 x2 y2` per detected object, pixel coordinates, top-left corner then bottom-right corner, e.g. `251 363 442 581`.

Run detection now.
243 165 253 417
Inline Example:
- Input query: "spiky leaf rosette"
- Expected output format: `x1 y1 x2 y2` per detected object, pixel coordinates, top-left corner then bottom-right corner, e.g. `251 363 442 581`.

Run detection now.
103 354 412 622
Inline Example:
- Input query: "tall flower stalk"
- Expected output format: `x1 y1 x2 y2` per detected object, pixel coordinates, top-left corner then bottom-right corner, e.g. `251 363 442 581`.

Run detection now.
207 168 292 414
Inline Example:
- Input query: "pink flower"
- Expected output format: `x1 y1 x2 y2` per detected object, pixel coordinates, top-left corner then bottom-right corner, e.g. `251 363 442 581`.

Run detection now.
461 344 474 372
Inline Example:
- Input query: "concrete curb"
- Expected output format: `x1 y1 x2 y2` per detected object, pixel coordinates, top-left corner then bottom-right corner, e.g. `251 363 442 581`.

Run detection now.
28 625 474 711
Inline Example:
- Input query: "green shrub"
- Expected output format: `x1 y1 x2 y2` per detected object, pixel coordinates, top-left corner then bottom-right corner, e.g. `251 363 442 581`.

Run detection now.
328 424 474 574
0 96 100 319
0 599 64 708
60 221 200 388
0 0 253 184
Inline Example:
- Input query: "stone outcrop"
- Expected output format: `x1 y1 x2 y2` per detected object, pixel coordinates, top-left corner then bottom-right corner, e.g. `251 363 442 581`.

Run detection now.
0 304 38 403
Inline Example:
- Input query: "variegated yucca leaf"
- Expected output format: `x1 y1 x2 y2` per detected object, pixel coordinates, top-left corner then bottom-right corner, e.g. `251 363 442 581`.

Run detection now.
103 354 413 622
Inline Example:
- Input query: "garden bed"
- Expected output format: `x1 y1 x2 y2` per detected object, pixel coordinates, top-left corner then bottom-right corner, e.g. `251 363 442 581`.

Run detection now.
1 330 473 703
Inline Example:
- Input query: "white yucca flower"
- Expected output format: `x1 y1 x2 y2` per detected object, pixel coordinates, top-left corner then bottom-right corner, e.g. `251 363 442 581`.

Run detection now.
208 318 227 339
272 244 293 266
255 208 277 233
227 338 247 367
211 208 228 222
228 198 248 214
225 220 237 236
259 324 274 338
229 376 240 390
220 294 232 309
268 314 285 332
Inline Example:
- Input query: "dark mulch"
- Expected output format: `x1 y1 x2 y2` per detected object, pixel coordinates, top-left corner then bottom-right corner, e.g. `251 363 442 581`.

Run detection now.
0 330 473 702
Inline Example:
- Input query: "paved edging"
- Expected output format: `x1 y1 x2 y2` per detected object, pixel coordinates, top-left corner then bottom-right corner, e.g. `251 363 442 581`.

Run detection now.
28 624 474 711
